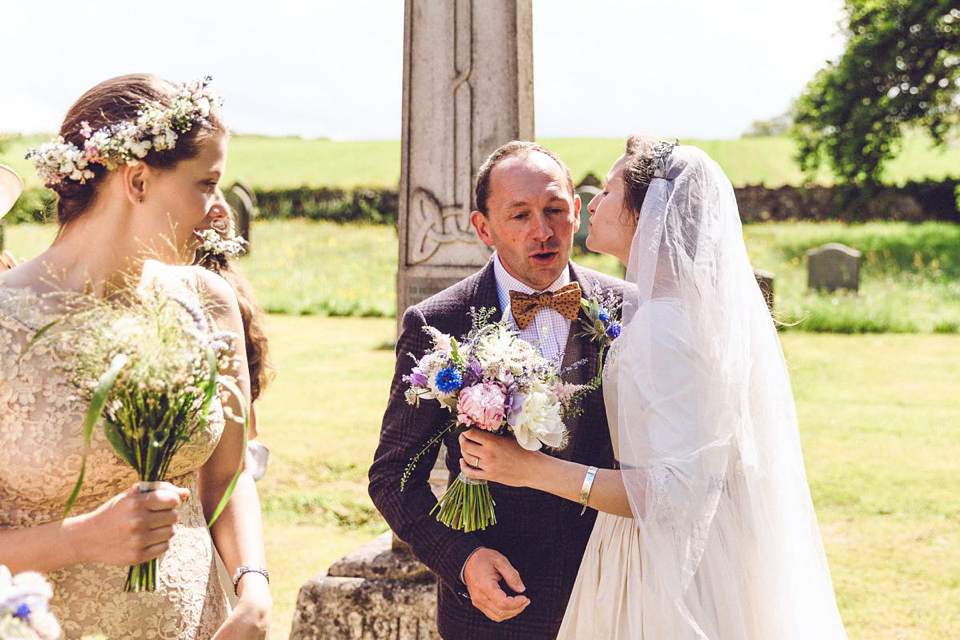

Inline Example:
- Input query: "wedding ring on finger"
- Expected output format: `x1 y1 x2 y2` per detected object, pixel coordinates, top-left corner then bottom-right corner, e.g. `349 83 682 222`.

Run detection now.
473 455 480 469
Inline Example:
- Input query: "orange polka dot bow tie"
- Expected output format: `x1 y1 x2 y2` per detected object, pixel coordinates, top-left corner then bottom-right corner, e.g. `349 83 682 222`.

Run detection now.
508 282 582 329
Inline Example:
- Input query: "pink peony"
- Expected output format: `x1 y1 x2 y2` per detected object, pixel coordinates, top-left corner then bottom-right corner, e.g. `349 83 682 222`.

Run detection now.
456 382 507 431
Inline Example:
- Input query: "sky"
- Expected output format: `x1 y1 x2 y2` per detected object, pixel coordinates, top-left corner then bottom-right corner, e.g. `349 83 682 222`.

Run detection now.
1 0 846 140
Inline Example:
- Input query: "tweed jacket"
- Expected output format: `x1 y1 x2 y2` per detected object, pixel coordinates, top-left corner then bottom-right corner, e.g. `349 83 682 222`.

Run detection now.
369 258 625 640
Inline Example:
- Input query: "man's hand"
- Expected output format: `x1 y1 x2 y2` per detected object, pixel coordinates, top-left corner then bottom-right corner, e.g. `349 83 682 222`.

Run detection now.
463 547 530 622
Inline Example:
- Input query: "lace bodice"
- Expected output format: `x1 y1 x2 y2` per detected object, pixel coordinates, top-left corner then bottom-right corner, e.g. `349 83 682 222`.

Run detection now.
0 285 229 639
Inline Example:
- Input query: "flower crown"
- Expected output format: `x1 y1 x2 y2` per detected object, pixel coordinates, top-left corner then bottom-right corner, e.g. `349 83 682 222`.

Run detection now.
26 76 222 188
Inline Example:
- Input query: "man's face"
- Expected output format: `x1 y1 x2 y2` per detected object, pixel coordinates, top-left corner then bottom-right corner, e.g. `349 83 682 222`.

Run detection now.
470 152 580 290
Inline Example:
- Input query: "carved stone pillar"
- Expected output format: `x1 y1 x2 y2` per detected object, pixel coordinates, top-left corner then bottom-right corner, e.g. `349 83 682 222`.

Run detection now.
397 0 534 318
291 2 533 638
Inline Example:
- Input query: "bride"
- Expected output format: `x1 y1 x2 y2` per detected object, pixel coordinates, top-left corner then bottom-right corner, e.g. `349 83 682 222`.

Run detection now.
459 137 848 638
0 74 270 639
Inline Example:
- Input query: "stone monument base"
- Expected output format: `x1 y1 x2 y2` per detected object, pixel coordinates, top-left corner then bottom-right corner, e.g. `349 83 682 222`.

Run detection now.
290 532 440 640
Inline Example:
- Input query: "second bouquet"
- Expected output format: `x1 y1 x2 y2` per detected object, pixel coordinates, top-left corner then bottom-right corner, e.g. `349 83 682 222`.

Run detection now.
402 308 593 532
33 280 246 592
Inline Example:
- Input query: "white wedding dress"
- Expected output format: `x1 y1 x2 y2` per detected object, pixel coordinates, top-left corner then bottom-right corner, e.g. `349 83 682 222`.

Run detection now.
558 324 641 638
559 145 847 639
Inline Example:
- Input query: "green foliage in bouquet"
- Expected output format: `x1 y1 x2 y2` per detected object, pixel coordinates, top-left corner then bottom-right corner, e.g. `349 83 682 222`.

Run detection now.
31 289 248 591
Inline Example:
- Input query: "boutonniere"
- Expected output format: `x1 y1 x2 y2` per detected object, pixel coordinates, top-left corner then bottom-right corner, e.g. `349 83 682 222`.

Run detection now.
577 288 623 385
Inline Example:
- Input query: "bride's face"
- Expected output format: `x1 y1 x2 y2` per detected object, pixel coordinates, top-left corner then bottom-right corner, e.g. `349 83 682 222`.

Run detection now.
586 155 635 264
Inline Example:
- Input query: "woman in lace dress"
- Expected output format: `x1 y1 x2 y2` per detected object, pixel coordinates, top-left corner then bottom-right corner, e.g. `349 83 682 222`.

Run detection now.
0 74 270 639
459 137 848 638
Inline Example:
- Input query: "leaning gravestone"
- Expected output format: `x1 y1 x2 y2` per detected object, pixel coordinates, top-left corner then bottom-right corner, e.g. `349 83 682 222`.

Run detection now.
290 1 534 637
225 181 257 250
573 185 599 251
0 164 24 253
807 243 862 293
753 268 775 311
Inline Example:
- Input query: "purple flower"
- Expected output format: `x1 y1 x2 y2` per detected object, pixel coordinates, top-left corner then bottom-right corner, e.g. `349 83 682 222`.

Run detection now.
461 359 484 386
407 367 428 388
505 390 526 427
606 321 622 339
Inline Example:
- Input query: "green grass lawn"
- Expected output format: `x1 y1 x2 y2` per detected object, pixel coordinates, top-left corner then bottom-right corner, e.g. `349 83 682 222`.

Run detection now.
3 220 957 637
253 316 958 639
3 132 958 190
7 219 959 332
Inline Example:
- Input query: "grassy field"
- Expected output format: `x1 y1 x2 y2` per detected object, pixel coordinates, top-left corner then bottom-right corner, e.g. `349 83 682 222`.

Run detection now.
3 132 959 189
3 220 957 637
6 219 958 332
251 316 958 639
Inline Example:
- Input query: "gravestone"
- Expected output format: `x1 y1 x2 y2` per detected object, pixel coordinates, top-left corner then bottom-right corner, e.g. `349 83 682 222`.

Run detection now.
225 181 257 250
573 185 599 251
0 165 24 253
753 268 775 311
807 243 862 293
291 1 534 637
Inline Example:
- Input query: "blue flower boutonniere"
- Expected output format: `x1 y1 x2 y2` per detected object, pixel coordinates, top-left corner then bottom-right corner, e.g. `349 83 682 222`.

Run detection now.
578 288 623 386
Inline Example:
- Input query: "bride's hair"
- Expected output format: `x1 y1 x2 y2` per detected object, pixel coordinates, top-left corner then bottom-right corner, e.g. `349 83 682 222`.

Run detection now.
621 134 666 217
53 74 226 225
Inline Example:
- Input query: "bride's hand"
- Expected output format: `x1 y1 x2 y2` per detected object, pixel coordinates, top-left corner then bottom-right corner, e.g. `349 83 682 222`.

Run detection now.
458 429 543 488
67 482 190 566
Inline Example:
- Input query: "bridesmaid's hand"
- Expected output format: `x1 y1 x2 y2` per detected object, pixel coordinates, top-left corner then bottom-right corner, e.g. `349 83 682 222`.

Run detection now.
458 429 543 488
66 482 189 566
0 251 20 272
212 575 271 640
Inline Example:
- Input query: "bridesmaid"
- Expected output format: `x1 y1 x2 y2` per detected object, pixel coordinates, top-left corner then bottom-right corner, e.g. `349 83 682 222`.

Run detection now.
0 74 270 639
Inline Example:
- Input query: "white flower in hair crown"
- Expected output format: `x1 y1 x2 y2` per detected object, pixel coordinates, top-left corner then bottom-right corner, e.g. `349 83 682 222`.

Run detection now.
26 76 222 188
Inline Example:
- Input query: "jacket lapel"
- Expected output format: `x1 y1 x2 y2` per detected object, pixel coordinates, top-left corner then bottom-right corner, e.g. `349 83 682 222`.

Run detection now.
561 263 600 384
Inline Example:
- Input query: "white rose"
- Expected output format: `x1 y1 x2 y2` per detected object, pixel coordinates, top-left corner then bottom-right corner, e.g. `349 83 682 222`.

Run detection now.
510 382 565 451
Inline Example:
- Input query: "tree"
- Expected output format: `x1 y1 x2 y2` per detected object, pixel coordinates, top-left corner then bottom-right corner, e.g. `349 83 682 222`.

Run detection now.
792 1 960 184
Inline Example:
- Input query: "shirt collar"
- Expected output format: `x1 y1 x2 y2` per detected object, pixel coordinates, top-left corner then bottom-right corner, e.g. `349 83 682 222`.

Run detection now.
492 251 571 311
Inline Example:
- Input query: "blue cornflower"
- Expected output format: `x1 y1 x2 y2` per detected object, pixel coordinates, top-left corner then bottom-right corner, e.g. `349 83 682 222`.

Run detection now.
597 307 610 323
435 366 463 393
606 321 622 339
13 602 31 619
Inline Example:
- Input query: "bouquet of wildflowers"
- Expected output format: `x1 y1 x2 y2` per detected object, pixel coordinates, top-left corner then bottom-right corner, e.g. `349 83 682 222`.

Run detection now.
35 286 246 592
0 565 60 640
401 309 593 532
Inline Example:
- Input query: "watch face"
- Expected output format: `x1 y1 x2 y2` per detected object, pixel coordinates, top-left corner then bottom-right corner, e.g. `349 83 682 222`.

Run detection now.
0 165 23 220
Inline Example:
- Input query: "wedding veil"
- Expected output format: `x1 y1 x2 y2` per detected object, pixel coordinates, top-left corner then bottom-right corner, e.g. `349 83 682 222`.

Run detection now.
616 145 847 638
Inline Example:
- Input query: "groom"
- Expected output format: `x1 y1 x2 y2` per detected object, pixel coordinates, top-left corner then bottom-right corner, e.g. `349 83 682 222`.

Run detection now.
369 141 622 639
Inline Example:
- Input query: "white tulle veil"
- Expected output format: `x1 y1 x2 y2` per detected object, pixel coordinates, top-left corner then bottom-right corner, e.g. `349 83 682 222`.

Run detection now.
616 145 847 638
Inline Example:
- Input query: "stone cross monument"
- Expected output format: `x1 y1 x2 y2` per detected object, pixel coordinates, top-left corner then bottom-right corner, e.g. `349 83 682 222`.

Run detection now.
397 0 534 315
291 1 533 637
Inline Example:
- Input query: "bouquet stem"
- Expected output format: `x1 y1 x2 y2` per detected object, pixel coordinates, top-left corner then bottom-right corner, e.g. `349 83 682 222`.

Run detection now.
125 481 162 592
430 472 496 532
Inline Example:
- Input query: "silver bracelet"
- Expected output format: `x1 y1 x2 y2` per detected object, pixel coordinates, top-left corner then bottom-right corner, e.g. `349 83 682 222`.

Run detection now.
579 466 598 515
232 565 269 596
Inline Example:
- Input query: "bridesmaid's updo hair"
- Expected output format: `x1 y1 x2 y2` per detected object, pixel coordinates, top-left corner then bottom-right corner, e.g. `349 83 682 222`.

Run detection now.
54 74 226 225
